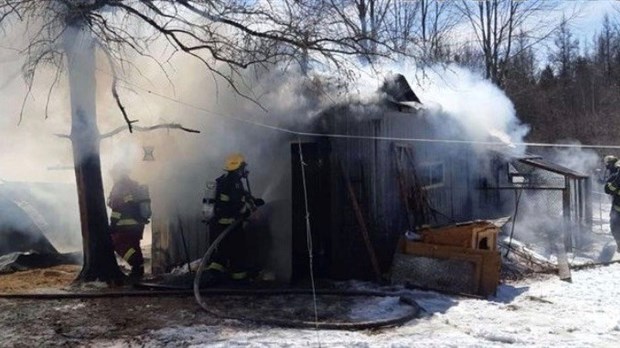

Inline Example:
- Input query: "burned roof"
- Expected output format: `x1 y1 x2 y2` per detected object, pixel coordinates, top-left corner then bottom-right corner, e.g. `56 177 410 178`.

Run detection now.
380 74 421 104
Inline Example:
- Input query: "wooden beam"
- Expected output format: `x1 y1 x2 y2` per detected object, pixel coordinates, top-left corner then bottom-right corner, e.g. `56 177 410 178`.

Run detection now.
341 163 382 282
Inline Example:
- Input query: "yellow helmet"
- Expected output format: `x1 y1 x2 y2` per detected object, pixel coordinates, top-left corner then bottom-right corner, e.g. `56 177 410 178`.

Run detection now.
224 153 245 171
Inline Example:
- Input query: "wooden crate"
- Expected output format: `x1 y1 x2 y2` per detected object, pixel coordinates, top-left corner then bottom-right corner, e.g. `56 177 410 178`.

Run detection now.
393 238 501 297
418 221 499 251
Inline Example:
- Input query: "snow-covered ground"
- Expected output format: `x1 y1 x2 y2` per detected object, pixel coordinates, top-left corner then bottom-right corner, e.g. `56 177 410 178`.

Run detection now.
137 264 620 347
4 202 619 347
126 202 620 347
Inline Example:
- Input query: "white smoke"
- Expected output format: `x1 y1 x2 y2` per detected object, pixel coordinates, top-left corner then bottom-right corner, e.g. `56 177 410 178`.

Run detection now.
352 63 531 150
417 66 531 158
0 14 543 274
547 142 601 175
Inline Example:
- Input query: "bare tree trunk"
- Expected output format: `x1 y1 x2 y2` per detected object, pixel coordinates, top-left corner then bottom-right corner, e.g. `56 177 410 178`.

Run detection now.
357 0 368 51
64 24 125 283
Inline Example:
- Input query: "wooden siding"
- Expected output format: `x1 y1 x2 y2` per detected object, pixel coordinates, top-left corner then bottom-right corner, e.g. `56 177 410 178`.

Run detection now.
316 106 499 278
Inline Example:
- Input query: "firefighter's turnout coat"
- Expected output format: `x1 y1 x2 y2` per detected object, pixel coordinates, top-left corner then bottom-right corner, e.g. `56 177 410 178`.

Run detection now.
604 172 620 244
108 176 147 268
207 172 254 278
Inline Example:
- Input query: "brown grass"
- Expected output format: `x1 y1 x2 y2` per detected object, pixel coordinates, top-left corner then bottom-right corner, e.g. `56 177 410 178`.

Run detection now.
0 265 80 294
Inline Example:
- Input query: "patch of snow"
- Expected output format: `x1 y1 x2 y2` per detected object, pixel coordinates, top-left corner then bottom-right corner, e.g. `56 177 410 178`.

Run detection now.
347 296 407 321
171 259 202 275
77 281 108 290
140 264 620 347
54 303 86 311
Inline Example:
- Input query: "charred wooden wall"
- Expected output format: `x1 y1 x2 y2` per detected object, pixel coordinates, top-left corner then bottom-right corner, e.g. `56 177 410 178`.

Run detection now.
315 105 511 279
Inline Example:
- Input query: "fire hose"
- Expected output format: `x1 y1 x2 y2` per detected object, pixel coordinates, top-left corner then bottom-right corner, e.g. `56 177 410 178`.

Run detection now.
190 212 422 329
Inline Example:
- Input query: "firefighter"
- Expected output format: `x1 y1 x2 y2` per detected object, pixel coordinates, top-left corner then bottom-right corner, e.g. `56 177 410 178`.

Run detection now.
108 164 150 281
597 155 619 184
604 158 620 252
604 155 619 177
204 153 263 285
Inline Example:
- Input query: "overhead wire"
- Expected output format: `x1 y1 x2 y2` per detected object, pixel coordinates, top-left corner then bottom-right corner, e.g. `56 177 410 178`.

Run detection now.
102 69 620 150
3 39 620 149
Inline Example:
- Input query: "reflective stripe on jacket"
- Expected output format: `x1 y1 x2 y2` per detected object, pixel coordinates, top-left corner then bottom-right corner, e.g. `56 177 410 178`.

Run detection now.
605 173 620 213
117 218 140 226
212 173 252 225
108 177 144 227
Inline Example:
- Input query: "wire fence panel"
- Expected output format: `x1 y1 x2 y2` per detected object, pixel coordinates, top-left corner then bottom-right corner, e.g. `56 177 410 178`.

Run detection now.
500 160 617 273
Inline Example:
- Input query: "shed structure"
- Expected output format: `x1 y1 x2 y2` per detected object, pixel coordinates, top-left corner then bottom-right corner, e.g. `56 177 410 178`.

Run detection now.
152 76 593 283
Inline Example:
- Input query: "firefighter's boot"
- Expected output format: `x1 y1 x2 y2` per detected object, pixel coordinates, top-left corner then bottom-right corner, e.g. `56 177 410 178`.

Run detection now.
129 265 144 282
201 262 227 287
202 269 226 287
226 270 251 287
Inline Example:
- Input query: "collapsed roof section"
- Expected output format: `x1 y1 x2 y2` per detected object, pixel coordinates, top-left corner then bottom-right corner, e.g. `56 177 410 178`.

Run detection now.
381 74 421 104
0 187 59 256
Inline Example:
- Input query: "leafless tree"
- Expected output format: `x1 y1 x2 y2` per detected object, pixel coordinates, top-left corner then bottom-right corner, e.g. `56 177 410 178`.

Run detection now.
328 0 460 64
596 15 618 83
0 0 382 283
415 0 460 61
550 17 579 82
384 0 418 53
457 0 566 87
329 0 395 59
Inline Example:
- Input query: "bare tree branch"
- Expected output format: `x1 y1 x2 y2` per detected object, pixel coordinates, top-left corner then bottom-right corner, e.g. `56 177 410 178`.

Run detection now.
17 68 34 125
98 41 136 132
45 57 63 119
55 123 200 140
100 123 201 139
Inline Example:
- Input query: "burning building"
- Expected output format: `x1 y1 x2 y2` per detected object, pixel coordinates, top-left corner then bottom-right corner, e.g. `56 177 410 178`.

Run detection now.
150 74 593 285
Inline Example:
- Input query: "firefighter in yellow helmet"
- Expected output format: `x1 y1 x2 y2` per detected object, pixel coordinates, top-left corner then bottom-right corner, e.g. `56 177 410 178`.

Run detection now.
204 153 264 285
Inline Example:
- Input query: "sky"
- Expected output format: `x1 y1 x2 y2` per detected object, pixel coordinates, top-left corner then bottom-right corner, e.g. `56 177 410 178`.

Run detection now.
571 0 618 36
563 0 619 58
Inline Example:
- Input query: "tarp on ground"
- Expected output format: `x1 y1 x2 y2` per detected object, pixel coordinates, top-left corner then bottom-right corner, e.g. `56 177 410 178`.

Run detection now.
0 194 59 256
0 251 81 274
0 182 81 253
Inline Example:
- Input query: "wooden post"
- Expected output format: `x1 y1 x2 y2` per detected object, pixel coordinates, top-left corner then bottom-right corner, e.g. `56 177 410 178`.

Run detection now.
584 178 593 232
341 164 382 282
393 147 416 229
562 177 572 251
557 176 573 282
